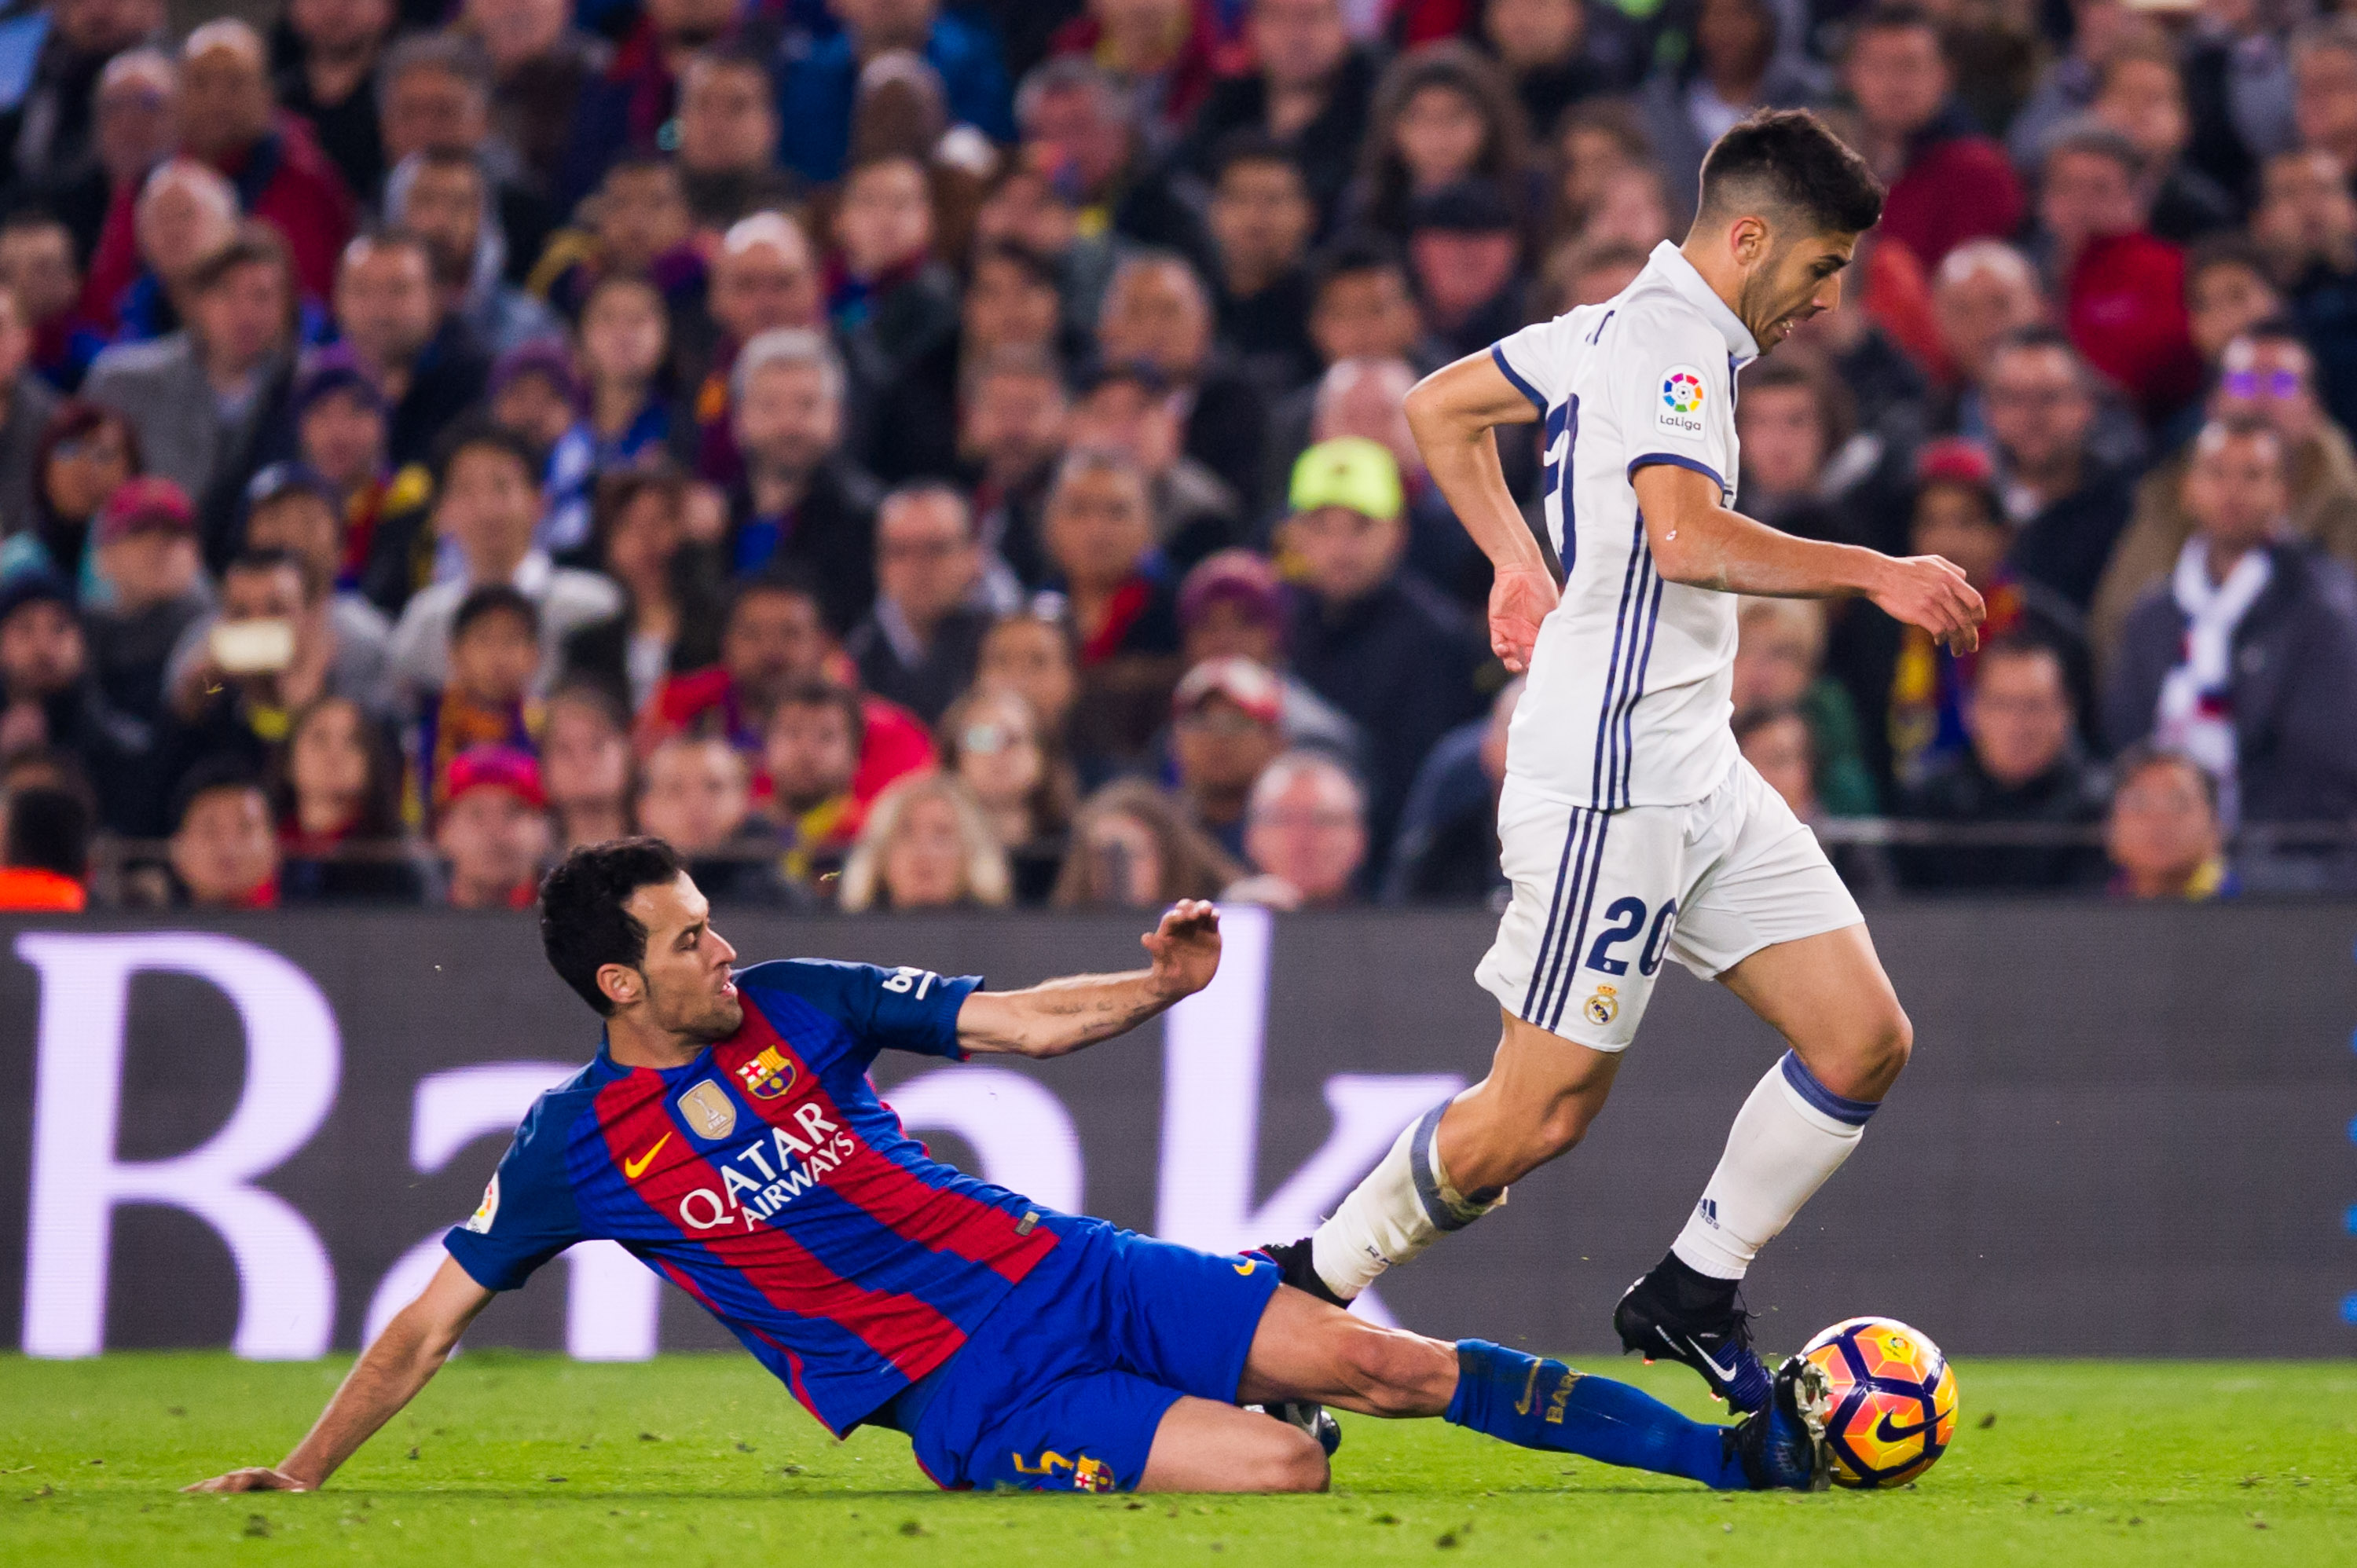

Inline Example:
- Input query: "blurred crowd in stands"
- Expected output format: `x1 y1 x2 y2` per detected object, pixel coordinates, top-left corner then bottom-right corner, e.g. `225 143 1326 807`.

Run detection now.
0 0 2355 917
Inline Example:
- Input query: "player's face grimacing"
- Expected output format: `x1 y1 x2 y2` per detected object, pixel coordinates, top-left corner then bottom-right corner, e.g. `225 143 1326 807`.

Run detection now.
1739 227 1855 350
613 872 744 1042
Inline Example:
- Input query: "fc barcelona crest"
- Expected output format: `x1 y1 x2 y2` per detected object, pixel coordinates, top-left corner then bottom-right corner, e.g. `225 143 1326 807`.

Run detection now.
735 1045 797 1101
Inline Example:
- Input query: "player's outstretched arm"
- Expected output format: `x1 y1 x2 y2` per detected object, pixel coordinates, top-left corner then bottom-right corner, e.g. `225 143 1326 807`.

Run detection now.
184 1256 495 1493
1403 352 1559 674
1632 463 1985 653
955 899 1221 1059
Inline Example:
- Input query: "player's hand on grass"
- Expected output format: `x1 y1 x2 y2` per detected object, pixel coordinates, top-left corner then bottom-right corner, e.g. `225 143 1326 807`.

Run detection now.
182 1466 313 1493
1868 554 1985 656
1142 899 1221 1000
1487 565 1560 674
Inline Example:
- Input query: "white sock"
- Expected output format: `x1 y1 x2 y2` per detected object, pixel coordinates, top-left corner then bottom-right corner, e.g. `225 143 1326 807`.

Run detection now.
1671 1051 1876 1280
1311 1101 1505 1300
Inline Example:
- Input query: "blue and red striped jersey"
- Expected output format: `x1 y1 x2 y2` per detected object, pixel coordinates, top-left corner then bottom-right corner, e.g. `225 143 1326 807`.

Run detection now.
443 958 1065 1434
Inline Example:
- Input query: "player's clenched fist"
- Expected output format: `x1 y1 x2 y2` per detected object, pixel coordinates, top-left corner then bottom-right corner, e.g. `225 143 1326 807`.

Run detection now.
1142 899 1222 1000
1868 555 1985 655
183 1466 313 1493
1488 565 1561 674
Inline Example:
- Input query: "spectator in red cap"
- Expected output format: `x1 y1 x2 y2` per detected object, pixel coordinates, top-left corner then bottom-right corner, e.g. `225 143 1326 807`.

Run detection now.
1841 5 2023 273
2033 119 2203 423
1169 655 1288 859
434 744 552 910
1176 548 1360 761
86 474 210 734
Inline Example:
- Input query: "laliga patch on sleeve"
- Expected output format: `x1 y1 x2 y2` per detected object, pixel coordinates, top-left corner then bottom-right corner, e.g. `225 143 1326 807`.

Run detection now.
1655 365 1708 438
464 1172 500 1234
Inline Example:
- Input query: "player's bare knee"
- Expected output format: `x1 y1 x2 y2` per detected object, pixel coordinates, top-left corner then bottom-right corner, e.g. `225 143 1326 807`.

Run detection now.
1865 1005 1914 1079
1259 1425 1330 1493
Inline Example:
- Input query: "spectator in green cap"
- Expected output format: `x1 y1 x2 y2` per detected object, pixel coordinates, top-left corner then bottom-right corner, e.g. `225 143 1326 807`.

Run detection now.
1278 435 1486 884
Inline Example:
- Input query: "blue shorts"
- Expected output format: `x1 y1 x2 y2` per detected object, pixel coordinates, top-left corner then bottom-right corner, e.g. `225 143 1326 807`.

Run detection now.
892 1218 1281 1493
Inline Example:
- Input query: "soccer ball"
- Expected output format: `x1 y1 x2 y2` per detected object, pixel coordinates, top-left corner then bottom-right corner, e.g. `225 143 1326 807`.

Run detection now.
1800 1317 1959 1488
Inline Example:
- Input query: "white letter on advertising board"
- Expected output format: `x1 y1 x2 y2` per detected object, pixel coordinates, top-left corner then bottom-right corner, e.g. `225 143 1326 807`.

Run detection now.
16 932 339 1358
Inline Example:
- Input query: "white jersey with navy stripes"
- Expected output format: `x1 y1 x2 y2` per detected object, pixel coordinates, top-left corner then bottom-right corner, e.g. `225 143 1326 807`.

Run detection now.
1472 242 1862 1046
1487 240 1758 811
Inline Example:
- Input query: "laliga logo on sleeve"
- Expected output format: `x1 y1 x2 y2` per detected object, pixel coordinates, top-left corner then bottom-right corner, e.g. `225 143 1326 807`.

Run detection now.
1657 366 1706 437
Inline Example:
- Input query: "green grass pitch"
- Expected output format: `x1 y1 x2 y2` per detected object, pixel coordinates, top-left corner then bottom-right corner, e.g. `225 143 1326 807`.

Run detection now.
2 1354 2352 1565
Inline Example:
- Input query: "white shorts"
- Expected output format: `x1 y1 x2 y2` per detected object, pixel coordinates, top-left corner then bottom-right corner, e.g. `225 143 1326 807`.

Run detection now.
1474 757 1862 1051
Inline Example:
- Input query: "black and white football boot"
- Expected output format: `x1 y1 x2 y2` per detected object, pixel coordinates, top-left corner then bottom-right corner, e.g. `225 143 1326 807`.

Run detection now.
1612 1250 1775 1413
1255 1236 1353 1309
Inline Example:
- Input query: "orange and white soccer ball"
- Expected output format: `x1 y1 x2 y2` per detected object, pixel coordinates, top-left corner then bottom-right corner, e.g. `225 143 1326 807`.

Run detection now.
1800 1317 1959 1488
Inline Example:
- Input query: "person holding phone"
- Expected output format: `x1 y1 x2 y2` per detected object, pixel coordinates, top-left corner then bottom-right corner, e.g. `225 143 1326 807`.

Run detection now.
162 546 395 782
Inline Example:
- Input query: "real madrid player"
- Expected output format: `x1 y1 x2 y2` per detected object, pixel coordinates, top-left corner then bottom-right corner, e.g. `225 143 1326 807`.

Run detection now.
1261 111 1985 1412
190 840 1832 1497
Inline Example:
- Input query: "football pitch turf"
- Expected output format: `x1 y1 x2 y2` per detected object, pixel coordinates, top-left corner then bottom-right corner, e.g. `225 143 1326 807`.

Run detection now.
2 1354 2352 1566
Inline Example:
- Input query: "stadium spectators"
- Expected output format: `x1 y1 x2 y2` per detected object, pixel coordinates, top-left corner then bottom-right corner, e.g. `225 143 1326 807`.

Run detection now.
1979 327 2139 610
2104 743 2234 900
837 771 1011 913
1053 775 1239 908
1277 437 1485 870
845 484 994 724
169 762 280 907
1231 747 1369 909
433 744 551 909
0 0 2346 910
1384 674 1514 906
0 786 92 911
2102 419 2357 830
937 685 1071 904
1893 636 2110 892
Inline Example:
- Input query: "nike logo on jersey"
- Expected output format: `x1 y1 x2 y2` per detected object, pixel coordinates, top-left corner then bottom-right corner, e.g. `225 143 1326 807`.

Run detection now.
623 1133 671 1179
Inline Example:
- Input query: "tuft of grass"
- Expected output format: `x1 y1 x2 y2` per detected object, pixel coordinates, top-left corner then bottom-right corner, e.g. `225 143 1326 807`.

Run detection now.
1 1354 2352 1565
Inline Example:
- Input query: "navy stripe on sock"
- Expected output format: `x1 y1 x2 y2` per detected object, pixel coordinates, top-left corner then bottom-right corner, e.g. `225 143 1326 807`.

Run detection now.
1406 1100 1481 1231
1779 1050 1879 1126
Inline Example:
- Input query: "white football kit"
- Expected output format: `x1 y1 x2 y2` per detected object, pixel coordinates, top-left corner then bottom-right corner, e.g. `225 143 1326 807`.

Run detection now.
1473 241 1860 1049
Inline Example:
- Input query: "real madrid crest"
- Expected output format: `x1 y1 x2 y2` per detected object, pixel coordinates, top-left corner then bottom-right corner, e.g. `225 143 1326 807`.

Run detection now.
676 1079 738 1139
1583 984 1619 1027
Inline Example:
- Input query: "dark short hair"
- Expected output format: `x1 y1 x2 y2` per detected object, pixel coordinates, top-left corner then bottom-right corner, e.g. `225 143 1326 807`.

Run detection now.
726 569 821 632
1974 631 2071 696
1309 234 1406 300
431 419 542 493
1210 130 1304 185
452 582 541 642
171 756 266 834
1844 2 1941 53
3 786 89 880
970 239 1061 294
1698 108 1884 237
538 837 691 1015
765 677 866 752
185 221 291 298
2183 232 2274 295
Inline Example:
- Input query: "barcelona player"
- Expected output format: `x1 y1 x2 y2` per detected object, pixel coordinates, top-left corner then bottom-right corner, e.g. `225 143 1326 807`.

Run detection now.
190 839 1830 1497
